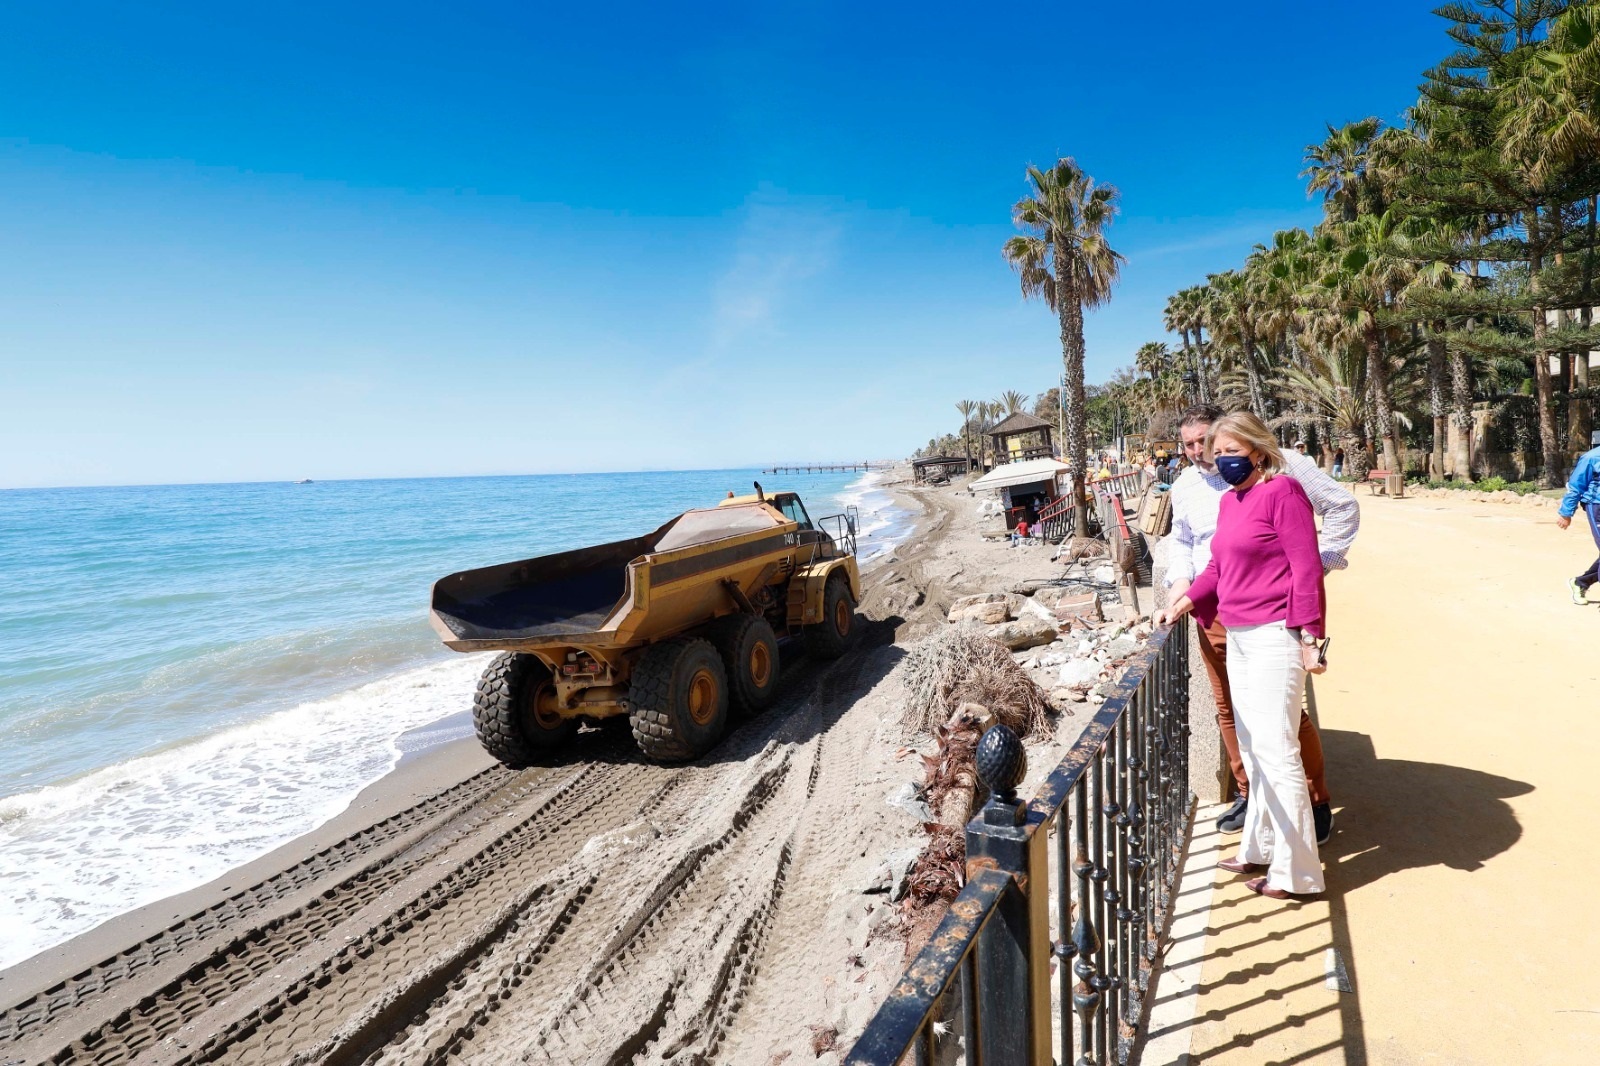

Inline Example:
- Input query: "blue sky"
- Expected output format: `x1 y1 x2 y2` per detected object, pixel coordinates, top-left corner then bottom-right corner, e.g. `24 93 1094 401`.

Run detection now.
1 1 1448 487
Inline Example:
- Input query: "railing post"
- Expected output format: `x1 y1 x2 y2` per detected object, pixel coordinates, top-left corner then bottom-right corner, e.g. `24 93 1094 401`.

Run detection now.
967 725 1053 1066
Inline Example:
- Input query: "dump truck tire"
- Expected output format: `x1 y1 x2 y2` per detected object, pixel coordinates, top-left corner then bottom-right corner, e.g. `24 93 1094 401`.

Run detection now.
803 571 855 660
629 637 729 761
473 652 575 767
706 614 779 715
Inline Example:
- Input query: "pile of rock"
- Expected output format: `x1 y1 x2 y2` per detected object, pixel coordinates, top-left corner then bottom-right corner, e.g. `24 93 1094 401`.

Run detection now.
944 586 1154 713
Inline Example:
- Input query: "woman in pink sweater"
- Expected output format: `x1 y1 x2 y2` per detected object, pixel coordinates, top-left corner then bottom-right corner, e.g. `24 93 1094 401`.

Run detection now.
1156 412 1328 899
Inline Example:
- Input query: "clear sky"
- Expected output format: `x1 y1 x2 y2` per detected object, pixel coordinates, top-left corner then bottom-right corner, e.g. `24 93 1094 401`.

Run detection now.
1 1 1450 488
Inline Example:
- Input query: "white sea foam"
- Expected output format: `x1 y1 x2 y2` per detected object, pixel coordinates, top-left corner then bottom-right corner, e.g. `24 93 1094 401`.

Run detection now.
0 654 487 971
832 469 914 561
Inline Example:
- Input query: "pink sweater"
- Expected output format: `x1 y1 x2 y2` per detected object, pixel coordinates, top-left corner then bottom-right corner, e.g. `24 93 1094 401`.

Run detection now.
1185 475 1326 638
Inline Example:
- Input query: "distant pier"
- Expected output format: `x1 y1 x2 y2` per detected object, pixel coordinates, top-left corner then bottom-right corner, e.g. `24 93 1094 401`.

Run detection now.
762 460 890 474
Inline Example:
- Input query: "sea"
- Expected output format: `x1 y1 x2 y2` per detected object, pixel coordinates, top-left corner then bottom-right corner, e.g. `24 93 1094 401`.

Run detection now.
0 467 912 971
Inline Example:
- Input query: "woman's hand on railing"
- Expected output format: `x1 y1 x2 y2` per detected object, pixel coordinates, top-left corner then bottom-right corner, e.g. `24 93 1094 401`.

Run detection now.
1152 597 1192 629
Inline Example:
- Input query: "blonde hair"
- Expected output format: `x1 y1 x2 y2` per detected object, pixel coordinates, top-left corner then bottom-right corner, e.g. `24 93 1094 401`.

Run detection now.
1205 411 1285 480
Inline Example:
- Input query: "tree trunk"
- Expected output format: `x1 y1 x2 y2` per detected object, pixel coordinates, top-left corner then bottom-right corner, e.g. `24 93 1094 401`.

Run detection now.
1343 432 1370 480
1578 193 1598 451
1178 328 1200 405
1427 326 1447 480
1449 335 1473 480
1528 207 1561 487
1363 318 1400 474
1054 242 1089 534
1241 324 1267 416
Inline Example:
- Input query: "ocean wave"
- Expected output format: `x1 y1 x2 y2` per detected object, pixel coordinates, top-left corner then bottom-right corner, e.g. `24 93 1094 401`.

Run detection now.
0 654 487 971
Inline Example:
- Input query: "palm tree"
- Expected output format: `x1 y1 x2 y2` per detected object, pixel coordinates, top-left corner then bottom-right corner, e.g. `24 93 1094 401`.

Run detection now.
1207 269 1269 416
1302 117 1384 222
1275 347 1372 479
998 389 1028 415
1314 213 1414 475
955 399 978 470
1003 158 1124 532
1134 341 1171 381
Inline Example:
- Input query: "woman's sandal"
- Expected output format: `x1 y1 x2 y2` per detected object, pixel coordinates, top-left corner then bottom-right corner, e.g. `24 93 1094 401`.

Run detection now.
1218 859 1266 875
1245 877 1293 900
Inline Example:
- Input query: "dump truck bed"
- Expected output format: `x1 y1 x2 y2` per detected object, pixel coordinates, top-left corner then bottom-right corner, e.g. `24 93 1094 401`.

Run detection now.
429 504 795 651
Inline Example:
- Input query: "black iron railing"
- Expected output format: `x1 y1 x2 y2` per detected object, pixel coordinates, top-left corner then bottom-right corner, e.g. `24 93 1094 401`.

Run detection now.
845 617 1193 1066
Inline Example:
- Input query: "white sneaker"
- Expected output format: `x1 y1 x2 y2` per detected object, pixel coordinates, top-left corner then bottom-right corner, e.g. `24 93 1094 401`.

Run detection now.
1572 579 1590 606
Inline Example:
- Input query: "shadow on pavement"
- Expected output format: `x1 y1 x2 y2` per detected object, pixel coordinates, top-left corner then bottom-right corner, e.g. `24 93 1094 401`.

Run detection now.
1319 728 1532 891
1319 728 1532 1066
1140 728 1533 1066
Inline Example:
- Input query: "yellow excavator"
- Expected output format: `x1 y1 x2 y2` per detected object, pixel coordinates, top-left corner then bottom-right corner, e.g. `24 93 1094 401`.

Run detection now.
429 484 861 764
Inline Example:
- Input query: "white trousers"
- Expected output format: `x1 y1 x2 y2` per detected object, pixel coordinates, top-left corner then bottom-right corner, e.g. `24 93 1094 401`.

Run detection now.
1226 621 1325 894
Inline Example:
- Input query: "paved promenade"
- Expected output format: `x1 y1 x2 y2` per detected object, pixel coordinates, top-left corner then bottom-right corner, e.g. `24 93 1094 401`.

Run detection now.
1143 490 1600 1065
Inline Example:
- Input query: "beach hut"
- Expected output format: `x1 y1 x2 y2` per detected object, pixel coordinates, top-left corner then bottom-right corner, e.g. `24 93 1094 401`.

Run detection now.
970 456 1070 529
985 411 1055 467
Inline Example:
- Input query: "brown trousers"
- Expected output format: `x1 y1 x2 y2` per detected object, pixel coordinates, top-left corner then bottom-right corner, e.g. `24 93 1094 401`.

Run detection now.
1196 619 1330 806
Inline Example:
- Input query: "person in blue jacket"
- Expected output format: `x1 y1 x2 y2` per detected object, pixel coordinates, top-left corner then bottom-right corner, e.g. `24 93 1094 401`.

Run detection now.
1557 443 1600 604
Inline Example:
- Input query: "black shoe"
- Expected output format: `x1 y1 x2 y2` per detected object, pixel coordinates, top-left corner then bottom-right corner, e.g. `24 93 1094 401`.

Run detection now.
1314 803 1334 845
1216 797 1247 835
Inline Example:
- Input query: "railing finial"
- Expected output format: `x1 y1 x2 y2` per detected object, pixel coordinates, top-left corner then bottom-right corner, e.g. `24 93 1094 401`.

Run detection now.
975 723 1028 826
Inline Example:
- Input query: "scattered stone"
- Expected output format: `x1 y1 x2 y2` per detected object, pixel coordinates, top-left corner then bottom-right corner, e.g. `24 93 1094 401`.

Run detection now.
885 781 932 824
1034 585 1085 607
988 617 1059 650
1057 658 1102 690
1092 564 1117 584
1015 596 1057 623
948 591 1012 624
1105 635 1141 659
1047 687 1080 712
1050 592 1103 623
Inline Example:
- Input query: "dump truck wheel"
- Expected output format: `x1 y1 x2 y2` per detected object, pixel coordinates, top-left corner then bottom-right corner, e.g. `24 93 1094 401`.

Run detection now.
472 652 575 768
629 638 729 761
707 614 779 715
803 572 855 660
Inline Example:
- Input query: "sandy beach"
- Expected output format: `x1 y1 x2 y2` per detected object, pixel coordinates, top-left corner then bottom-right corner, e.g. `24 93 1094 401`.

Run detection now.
0 471 1140 1065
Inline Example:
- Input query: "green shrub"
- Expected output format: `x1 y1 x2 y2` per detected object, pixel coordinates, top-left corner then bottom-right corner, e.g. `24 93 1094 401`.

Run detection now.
1411 476 1540 495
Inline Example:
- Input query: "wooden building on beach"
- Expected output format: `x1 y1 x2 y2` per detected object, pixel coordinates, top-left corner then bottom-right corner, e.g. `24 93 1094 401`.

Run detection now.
986 411 1055 467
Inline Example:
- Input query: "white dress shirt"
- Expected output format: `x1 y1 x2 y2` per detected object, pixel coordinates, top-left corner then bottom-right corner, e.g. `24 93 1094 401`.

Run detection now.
1164 451 1361 586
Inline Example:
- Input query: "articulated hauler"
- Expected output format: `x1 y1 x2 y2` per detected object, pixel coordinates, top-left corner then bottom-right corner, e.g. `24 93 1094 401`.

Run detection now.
429 486 861 764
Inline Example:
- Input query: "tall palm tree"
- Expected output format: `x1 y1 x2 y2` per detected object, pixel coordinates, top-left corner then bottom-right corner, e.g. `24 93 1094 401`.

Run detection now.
1134 341 1171 381
1162 293 1201 402
1302 117 1384 222
955 399 978 469
1207 269 1269 416
998 389 1028 415
1003 158 1124 531
1314 213 1415 475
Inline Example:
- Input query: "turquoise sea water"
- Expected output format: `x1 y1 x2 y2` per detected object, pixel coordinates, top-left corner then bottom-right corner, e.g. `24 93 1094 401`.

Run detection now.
0 468 910 969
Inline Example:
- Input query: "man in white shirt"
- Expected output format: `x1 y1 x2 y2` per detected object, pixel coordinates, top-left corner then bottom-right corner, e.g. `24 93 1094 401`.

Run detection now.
1164 404 1361 843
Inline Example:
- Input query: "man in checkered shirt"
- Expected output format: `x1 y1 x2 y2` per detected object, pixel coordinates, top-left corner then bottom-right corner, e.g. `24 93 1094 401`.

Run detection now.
1164 404 1361 844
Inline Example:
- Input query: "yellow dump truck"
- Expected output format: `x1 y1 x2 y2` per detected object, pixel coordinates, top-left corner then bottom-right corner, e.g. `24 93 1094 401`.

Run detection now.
429 486 861 764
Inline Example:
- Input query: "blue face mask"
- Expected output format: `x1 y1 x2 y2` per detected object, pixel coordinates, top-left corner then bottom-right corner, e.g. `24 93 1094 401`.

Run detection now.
1214 455 1256 486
